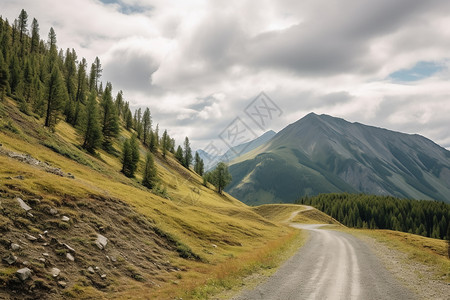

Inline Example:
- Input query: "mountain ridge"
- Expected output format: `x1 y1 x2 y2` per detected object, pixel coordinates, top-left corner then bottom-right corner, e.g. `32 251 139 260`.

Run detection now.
226 113 450 205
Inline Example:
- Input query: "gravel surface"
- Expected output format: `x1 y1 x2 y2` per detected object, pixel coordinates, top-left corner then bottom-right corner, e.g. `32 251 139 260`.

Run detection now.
233 224 416 300
359 234 450 300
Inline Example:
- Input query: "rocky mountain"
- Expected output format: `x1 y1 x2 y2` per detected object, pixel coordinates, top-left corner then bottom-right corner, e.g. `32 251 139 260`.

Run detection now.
226 113 450 205
198 130 276 170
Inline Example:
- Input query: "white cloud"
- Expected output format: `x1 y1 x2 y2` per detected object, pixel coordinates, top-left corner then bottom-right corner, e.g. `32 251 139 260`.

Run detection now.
1 0 449 150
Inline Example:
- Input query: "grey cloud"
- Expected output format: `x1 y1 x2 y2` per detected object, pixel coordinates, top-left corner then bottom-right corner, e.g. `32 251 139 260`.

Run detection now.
103 46 159 92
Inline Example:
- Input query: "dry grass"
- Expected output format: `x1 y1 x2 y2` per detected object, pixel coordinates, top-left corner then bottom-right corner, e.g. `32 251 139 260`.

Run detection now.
0 98 294 299
346 228 450 282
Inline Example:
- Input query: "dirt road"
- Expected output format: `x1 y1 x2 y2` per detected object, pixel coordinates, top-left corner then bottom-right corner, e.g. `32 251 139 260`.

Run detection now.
233 224 416 300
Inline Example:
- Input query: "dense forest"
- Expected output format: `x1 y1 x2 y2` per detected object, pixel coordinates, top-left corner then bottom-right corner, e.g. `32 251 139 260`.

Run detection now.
0 9 207 188
297 193 450 240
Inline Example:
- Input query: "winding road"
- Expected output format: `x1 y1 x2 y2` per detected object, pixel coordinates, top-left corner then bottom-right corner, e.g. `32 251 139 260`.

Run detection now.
233 223 416 300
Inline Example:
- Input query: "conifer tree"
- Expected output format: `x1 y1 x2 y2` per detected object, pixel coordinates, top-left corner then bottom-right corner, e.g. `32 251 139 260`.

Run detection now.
94 56 102 93
161 129 168 158
183 136 192 168
30 18 40 54
81 91 102 153
130 134 140 176
115 90 124 117
210 162 232 194
100 82 119 151
142 107 151 145
76 58 87 103
142 152 157 189
45 65 66 128
175 145 183 163
194 152 204 176
17 9 28 56
121 139 132 177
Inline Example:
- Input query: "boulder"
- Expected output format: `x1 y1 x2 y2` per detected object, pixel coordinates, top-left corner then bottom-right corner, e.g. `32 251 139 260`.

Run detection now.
66 253 74 262
87 266 95 274
95 234 108 250
10 243 20 251
58 281 67 288
49 208 58 215
17 198 32 211
51 267 60 278
25 234 37 242
16 267 32 281
61 216 70 222
3 254 17 265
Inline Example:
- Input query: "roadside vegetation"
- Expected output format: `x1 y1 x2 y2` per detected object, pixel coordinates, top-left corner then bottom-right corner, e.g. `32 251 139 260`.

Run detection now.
297 193 449 240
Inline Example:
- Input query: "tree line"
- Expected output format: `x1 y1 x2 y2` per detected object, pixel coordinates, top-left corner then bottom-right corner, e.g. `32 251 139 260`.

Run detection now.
0 9 235 195
297 193 450 240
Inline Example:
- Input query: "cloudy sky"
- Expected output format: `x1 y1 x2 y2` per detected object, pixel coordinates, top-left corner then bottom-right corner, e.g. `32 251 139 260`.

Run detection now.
1 0 450 152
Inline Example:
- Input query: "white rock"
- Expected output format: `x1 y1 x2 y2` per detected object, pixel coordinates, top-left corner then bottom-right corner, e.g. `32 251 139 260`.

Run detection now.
11 243 20 251
66 253 74 262
87 266 95 274
51 267 60 277
58 281 67 288
17 198 31 211
16 267 32 281
49 208 58 215
61 216 70 222
95 234 108 250
25 234 37 241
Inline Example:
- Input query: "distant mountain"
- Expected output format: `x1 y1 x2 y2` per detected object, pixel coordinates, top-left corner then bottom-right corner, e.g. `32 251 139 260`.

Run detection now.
226 113 450 205
198 130 276 170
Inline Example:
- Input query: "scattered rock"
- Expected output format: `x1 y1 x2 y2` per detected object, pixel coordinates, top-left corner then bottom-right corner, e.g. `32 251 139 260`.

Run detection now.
22 261 29 266
87 267 95 274
16 267 32 281
61 216 70 222
63 243 75 253
25 234 37 242
38 258 46 264
101 274 107 279
95 234 108 250
49 208 58 215
51 268 60 278
38 234 46 241
43 230 49 235
58 281 67 288
17 197 32 211
66 253 74 262
110 256 117 263
11 243 20 251
42 253 49 257
27 212 34 218
3 254 17 265
94 266 99 271
211 244 217 248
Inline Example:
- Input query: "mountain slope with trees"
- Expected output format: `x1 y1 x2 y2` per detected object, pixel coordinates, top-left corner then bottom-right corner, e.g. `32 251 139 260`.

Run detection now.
0 10 295 299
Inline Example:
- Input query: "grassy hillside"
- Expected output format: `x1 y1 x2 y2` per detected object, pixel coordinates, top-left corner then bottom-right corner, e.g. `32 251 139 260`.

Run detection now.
0 98 296 299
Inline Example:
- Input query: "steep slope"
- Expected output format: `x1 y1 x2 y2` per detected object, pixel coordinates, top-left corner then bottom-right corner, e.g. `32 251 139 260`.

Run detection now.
227 113 450 204
0 98 292 299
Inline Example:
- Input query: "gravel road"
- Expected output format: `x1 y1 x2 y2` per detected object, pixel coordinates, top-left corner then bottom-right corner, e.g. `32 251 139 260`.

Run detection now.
233 224 416 300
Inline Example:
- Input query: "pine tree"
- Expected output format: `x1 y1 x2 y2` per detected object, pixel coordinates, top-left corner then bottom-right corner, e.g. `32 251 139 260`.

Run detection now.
121 139 133 177
161 129 168 158
142 152 157 189
125 107 133 130
89 62 96 92
210 162 232 194
18 9 28 56
45 65 66 128
183 136 192 168
129 134 140 176
76 58 87 103
30 18 40 54
100 83 119 151
94 56 102 93
115 90 123 117
81 91 102 153
175 145 183 163
142 107 151 145
194 152 204 175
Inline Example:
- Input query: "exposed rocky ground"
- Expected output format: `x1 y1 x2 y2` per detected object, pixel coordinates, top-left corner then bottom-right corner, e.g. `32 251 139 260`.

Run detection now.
0 192 189 299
